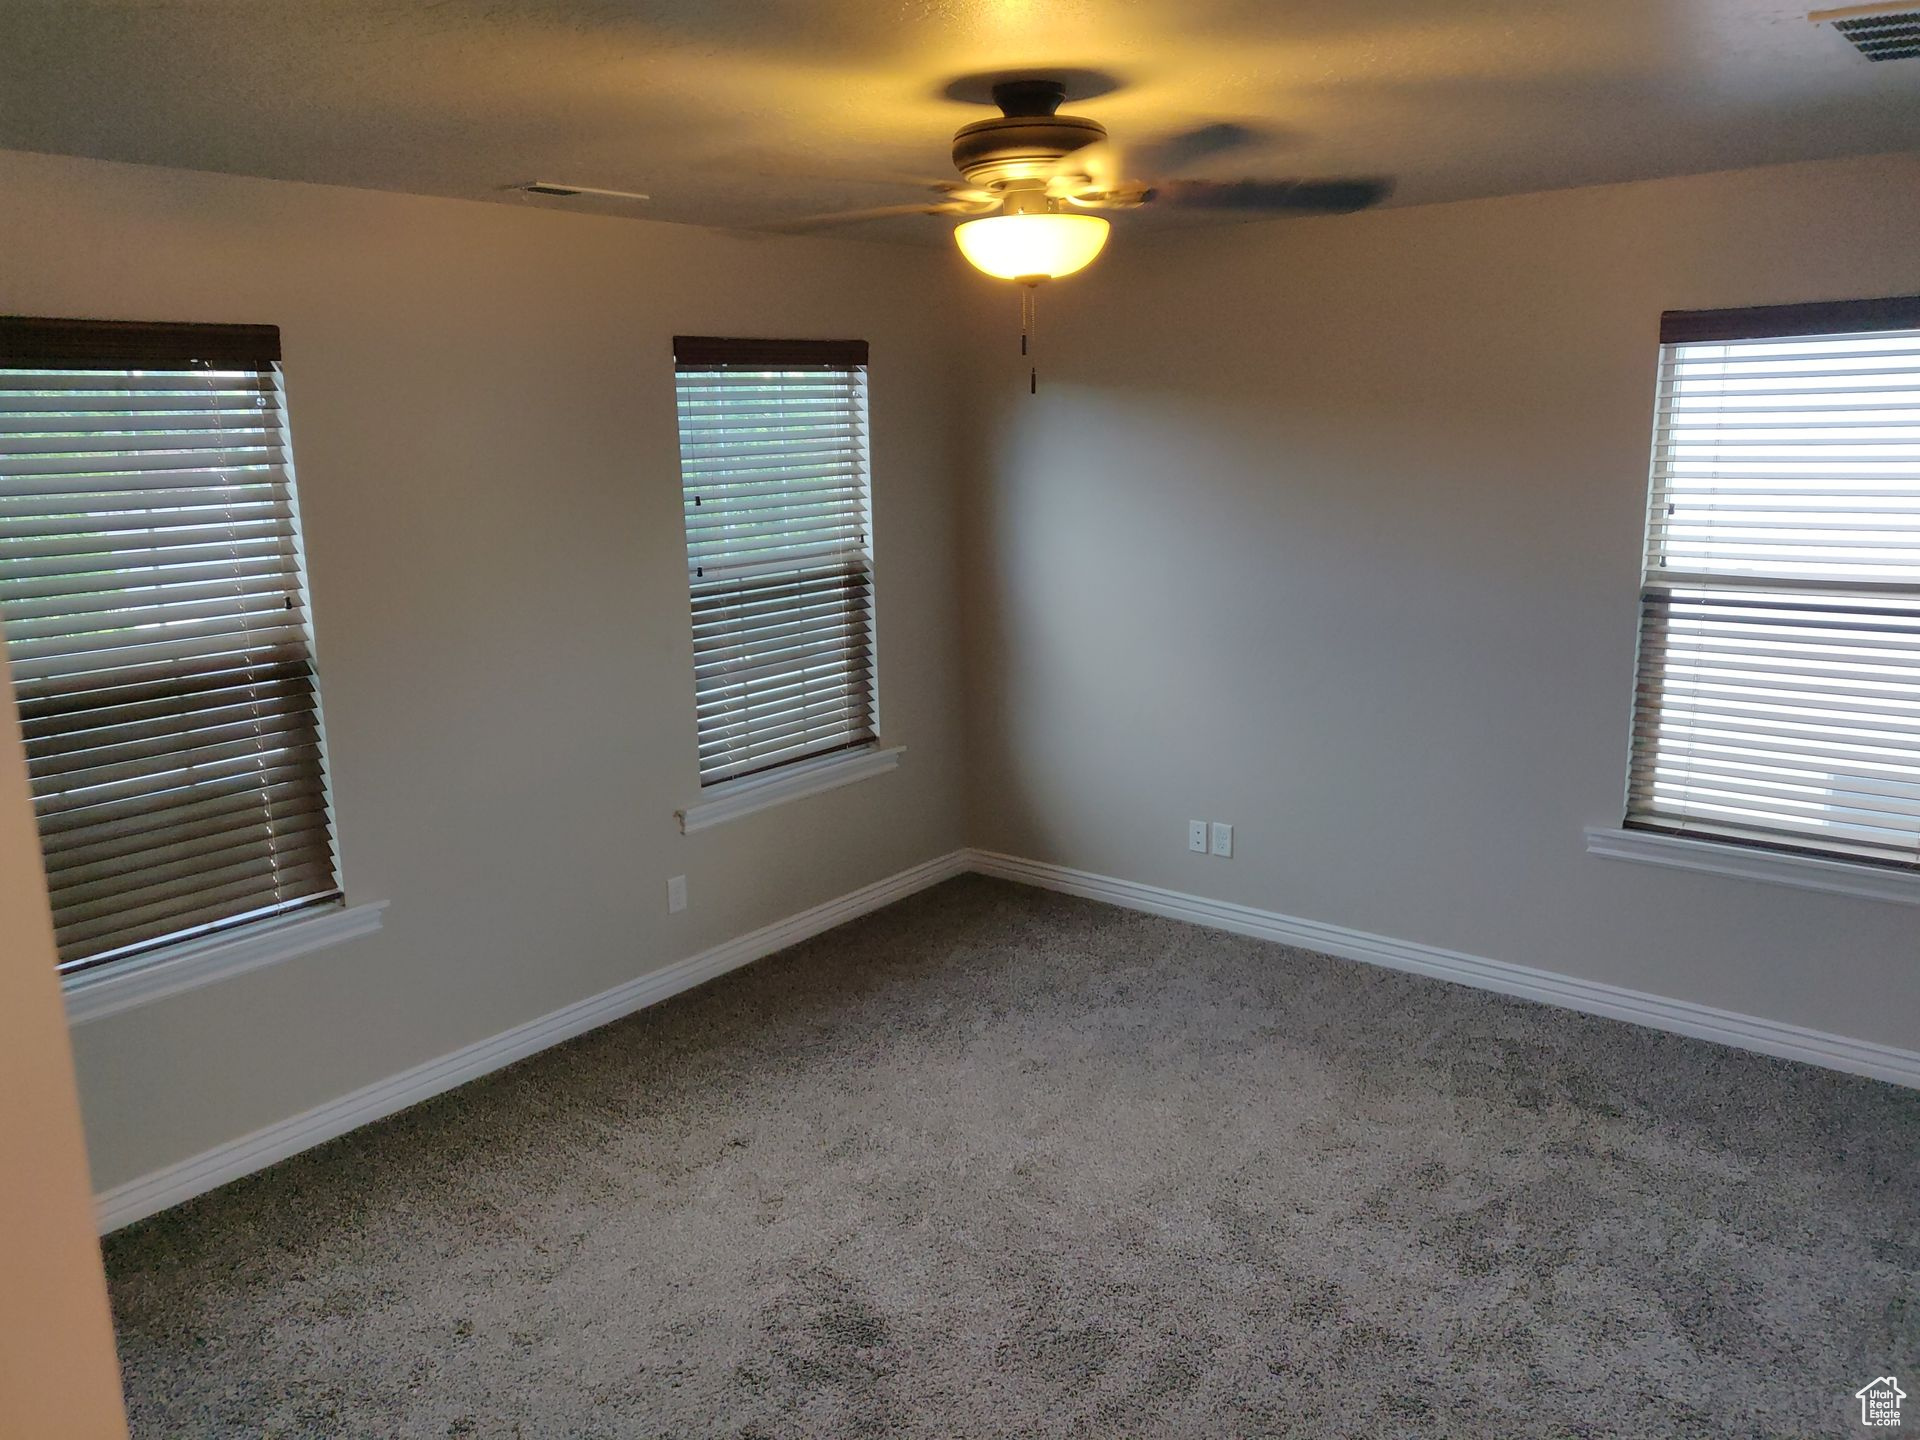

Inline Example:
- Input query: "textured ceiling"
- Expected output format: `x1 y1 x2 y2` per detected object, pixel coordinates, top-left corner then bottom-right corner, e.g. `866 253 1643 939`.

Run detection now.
1 0 1917 240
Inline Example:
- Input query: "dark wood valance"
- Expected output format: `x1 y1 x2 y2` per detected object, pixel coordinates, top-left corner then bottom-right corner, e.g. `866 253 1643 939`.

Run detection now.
1660 294 1920 345
673 335 868 369
0 316 281 369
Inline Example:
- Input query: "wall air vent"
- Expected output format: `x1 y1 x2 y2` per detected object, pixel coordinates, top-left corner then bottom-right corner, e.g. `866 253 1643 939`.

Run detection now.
509 181 652 202
1811 2 1920 59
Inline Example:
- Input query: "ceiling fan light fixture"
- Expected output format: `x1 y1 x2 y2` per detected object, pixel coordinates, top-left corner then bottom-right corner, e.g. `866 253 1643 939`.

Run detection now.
953 212 1110 282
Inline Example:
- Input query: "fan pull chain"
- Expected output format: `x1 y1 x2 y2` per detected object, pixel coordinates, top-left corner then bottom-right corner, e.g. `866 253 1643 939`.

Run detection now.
1020 283 1038 395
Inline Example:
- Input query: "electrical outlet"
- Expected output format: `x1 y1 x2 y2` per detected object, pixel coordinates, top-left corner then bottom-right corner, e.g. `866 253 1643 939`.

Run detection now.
1189 820 1209 853
1210 822 1233 858
667 875 687 913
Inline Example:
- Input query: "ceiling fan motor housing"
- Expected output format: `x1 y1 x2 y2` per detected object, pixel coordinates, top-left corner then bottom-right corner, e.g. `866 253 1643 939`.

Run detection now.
953 80 1107 189
952 112 1107 188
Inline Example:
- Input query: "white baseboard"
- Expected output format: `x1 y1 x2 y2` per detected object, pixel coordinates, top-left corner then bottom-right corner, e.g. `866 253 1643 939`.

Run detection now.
965 848 1920 1091
99 842 1920 1233
95 849 970 1234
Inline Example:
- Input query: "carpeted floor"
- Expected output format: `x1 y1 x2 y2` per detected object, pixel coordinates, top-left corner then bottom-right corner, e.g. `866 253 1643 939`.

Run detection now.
105 876 1918 1437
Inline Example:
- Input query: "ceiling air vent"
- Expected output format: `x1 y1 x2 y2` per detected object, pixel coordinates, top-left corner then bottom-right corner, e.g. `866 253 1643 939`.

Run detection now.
1811 2 1920 59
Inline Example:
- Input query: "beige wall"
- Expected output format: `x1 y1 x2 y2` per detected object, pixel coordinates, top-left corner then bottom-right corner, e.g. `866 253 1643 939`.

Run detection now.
961 152 1920 1051
0 149 970 1191
4 145 1919 1229
0 627 127 1436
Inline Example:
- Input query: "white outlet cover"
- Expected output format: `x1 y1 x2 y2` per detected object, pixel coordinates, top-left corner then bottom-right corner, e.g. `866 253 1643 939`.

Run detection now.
1210 822 1233 858
667 875 688 913
1188 820 1209 853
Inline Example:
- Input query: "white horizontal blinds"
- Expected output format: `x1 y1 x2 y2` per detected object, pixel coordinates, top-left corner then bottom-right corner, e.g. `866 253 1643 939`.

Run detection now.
674 336 875 785
1628 295 1920 867
0 316 339 972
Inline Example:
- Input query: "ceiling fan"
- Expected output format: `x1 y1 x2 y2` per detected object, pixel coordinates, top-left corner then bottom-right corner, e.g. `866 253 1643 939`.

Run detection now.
779 77 1392 286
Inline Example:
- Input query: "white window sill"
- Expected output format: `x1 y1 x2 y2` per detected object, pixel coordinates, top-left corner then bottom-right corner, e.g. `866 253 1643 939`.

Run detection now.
62 900 388 1025
1585 826 1920 907
679 745 903 834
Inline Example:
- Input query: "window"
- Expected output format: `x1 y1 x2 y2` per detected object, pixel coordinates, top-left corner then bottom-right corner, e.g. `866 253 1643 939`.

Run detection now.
1624 294 1920 869
0 317 340 973
673 336 876 786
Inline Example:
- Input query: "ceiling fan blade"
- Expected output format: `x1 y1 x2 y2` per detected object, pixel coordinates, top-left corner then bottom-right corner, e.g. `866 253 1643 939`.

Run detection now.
1046 139 1126 197
844 173 996 204
930 183 999 205
1132 123 1264 176
1051 123 1272 204
758 200 977 232
1142 178 1391 213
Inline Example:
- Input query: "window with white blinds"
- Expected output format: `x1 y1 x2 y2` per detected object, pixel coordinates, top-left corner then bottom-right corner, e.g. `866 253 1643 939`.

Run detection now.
0 317 339 973
674 336 876 786
1626 295 1920 869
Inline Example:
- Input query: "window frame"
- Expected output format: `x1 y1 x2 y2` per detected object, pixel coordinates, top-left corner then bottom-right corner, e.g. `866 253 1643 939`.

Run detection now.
670 336 885 814
0 315 359 982
1605 293 1920 884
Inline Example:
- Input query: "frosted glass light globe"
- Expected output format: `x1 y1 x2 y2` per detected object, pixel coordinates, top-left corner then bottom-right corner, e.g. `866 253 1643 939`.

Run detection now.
954 212 1111 282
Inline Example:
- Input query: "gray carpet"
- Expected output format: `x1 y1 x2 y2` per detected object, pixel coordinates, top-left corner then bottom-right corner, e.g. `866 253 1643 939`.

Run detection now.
105 876 1918 1437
